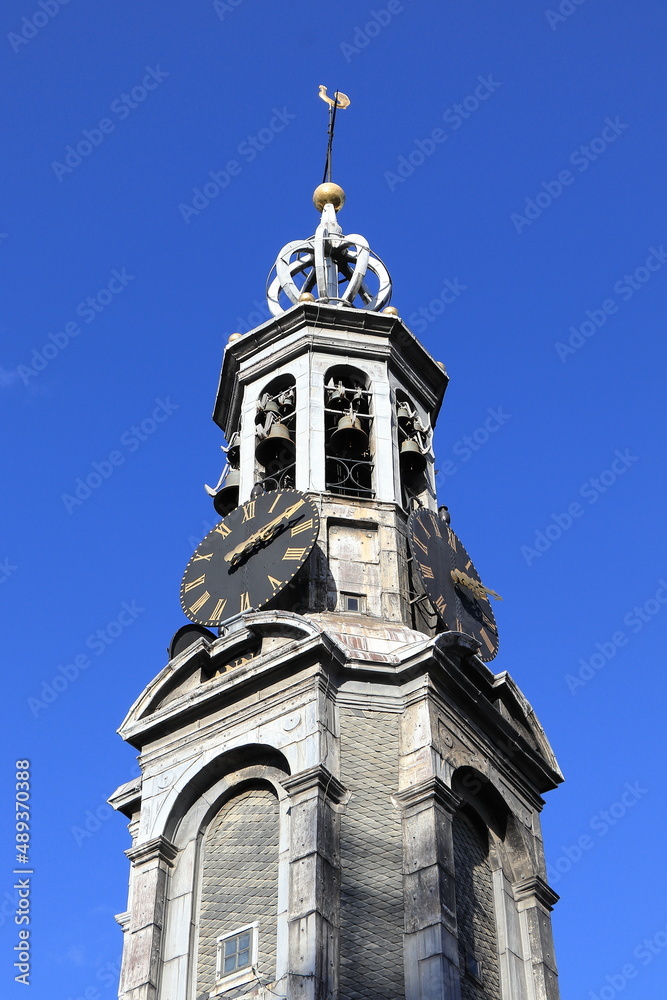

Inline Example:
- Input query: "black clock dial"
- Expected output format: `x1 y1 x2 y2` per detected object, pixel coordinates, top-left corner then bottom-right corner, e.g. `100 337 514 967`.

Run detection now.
408 508 500 661
180 489 320 626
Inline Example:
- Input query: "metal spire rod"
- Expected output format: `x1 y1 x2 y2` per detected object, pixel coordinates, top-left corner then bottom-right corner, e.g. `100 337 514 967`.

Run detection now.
318 86 350 184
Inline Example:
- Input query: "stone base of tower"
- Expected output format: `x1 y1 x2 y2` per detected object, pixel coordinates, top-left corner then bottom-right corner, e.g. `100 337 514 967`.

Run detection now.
111 611 562 1000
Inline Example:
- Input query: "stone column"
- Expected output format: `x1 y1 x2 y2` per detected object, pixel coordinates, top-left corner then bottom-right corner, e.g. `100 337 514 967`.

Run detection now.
282 765 346 1000
513 876 560 1000
119 836 178 1000
397 777 463 1000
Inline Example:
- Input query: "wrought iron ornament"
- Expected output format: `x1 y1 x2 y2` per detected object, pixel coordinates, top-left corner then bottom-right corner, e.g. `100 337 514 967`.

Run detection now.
181 490 320 626
408 508 501 661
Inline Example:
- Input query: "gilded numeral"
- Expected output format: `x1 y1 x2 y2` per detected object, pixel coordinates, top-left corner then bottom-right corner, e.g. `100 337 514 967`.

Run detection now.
189 591 210 614
413 536 428 555
211 598 227 620
268 494 281 513
291 517 313 536
242 502 256 522
192 551 213 562
421 524 431 539
448 529 457 551
434 595 447 615
184 574 206 593
480 627 495 653
268 575 283 591
214 522 231 537
433 519 441 538
239 591 251 612
419 562 435 579
283 547 307 560
465 559 472 570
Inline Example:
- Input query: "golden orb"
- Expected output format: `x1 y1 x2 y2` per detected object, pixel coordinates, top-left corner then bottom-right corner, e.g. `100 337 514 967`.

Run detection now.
227 332 243 344
313 182 346 212
437 361 447 371
383 306 399 317
299 292 316 302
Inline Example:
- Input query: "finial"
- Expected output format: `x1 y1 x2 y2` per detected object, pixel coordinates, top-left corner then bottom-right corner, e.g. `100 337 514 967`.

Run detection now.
313 182 346 212
318 85 350 184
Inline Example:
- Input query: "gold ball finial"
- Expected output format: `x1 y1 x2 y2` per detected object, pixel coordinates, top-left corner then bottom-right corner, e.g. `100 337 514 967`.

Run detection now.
227 332 243 344
383 306 399 317
313 182 345 212
299 292 316 302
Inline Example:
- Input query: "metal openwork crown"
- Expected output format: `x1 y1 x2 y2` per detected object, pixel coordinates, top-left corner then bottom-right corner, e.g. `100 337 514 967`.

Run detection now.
266 187 393 317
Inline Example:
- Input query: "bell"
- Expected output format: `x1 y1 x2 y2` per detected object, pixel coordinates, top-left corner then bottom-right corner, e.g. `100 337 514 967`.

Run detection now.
400 438 427 480
397 402 413 422
330 412 368 457
255 422 296 469
327 381 348 408
213 468 240 517
225 432 240 467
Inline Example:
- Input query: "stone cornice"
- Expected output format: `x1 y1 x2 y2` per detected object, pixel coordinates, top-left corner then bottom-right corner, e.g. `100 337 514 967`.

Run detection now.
282 765 347 804
513 875 560 910
395 776 462 814
125 835 178 868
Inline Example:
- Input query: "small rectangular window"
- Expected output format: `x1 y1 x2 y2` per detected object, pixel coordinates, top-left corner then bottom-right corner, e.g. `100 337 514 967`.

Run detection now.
465 951 483 983
216 923 258 985
341 592 366 613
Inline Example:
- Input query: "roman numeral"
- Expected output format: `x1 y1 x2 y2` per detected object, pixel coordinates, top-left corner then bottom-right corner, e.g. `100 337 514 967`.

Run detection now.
268 575 282 591
190 591 210 614
433 520 441 537
413 536 428 555
211 598 227 620
242 502 256 521
419 562 434 579
465 559 472 570
291 518 313 536
480 627 495 653
435 595 447 615
283 547 306 560
268 494 281 513
448 529 457 550
239 591 250 612
214 522 231 537
184 574 206 592
192 551 213 562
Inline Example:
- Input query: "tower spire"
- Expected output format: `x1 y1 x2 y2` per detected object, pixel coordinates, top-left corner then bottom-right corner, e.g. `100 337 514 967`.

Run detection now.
317 85 350 183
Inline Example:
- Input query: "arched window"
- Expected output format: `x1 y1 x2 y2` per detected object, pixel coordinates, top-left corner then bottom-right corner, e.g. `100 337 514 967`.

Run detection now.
395 389 431 509
324 365 374 498
195 785 280 996
452 808 502 1000
255 374 296 492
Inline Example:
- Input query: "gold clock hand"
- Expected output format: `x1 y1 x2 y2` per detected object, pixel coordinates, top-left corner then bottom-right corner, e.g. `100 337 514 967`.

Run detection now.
451 568 503 602
224 500 307 566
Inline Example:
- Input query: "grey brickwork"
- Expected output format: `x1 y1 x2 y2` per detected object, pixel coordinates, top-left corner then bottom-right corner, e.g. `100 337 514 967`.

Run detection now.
196 787 279 996
452 812 501 1000
339 709 405 1000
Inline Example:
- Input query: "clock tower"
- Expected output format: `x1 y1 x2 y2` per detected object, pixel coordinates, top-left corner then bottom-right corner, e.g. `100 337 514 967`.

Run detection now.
111 176 564 1000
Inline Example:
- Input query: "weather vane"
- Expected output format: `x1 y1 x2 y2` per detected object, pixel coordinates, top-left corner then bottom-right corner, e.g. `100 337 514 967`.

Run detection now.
318 85 351 184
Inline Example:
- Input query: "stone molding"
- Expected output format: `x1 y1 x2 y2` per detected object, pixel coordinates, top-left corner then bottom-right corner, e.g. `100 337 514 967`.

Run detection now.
395 775 462 814
282 764 347 804
125 835 178 869
513 874 560 910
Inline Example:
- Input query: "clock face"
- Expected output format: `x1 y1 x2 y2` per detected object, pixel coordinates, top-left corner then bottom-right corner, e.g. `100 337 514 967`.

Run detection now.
408 508 499 661
180 489 320 626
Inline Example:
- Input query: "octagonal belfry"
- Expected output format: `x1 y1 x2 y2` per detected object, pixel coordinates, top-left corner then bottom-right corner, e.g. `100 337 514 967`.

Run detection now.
111 183 563 1000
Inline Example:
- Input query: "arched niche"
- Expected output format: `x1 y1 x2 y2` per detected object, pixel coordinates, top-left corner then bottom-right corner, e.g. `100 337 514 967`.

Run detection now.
324 364 374 498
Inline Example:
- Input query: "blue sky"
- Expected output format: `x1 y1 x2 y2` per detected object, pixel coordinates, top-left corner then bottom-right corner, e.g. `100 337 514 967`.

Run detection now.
2 1 667 997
